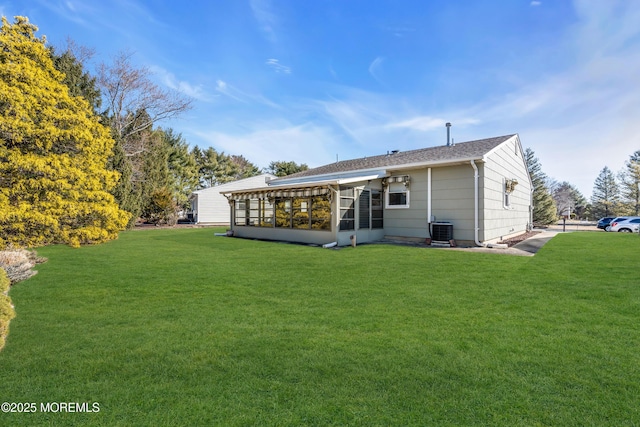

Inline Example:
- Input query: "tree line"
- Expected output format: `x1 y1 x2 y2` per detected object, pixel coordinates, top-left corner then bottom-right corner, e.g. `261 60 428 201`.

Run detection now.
0 17 307 247
526 148 640 225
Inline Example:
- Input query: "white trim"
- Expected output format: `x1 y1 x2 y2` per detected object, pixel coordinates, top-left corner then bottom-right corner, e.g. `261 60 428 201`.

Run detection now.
385 182 410 209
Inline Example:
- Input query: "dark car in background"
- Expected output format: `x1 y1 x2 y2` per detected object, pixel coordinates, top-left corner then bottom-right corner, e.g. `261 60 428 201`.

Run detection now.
597 217 615 229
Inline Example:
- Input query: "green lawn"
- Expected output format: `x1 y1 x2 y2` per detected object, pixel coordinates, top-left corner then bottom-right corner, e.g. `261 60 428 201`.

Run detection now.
1 229 639 426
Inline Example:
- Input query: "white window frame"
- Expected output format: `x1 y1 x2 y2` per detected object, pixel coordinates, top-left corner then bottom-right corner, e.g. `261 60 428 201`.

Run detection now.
503 178 513 210
385 182 410 209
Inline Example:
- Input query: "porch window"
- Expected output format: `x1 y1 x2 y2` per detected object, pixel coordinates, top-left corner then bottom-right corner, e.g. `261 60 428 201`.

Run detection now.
359 189 384 229
234 200 246 226
259 199 274 226
311 196 331 230
272 196 331 230
371 190 383 229
275 198 292 228
339 186 355 230
248 199 260 225
292 198 310 229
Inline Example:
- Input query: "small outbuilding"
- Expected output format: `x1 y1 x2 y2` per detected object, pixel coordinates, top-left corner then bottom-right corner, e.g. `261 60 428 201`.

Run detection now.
189 174 276 225
222 134 532 246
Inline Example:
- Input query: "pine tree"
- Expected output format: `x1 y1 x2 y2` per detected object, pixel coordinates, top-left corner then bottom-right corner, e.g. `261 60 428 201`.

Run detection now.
266 160 310 177
163 129 198 211
50 43 102 113
590 166 620 218
524 148 556 225
619 150 640 215
0 17 130 247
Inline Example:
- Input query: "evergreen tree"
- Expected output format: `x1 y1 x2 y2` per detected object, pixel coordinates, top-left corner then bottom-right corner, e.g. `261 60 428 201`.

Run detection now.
192 146 238 187
590 166 620 218
266 160 309 177
619 150 640 215
524 148 556 225
230 154 260 180
192 146 220 188
163 129 198 211
0 17 129 247
50 43 102 113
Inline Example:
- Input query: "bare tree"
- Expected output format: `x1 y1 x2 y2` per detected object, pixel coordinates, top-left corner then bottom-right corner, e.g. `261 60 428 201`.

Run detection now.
97 51 192 156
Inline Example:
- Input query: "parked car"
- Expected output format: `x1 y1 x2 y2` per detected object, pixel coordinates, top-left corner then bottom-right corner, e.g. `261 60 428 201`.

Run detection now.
597 217 615 229
608 217 640 232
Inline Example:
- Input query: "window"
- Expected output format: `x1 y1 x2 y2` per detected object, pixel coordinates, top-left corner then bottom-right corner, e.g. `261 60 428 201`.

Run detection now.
234 200 246 226
292 198 310 229
358 189 383 229
371 190 383 229
504 178 518 209
275 198 292 228
259 199 274 226
248 199 259 225
272 196 331 231
339 186 355 230
311 196 331 230
386 181 409 208
359 190 370 229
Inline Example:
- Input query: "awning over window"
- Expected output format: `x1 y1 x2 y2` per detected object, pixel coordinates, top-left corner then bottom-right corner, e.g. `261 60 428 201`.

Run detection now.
386 175 410 184
229 186 331 201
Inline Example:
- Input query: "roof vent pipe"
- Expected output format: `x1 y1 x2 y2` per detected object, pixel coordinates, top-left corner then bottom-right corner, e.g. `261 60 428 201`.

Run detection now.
446 122 452 146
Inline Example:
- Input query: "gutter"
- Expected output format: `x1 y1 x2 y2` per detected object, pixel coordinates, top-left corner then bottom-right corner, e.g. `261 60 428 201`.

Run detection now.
470 160 509 249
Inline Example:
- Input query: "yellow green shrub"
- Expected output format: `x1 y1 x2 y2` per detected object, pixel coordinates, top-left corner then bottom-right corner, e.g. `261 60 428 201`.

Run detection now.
0 17 131 248
0 269 14 351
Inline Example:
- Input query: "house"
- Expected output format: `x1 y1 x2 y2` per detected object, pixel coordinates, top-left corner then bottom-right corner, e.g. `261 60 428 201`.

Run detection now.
221 134 532 246
189 174 276 225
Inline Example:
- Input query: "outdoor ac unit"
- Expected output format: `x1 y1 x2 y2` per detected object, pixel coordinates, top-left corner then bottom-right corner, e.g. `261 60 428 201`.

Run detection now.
432 222 453 241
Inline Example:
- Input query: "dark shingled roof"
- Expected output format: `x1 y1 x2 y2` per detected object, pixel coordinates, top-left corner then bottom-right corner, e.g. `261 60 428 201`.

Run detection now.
275 134 516 181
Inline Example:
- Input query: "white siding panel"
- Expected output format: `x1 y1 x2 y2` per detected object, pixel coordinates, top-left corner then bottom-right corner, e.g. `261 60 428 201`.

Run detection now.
193 174 275 224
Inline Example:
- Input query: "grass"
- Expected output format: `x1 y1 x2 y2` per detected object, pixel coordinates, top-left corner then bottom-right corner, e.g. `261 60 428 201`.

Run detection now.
1 229 639 426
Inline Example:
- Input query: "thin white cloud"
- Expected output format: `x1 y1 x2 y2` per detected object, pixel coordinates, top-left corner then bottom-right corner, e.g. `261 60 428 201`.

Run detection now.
368 56 385 84
266 58 291 74
150 65 207 101
215 79 280 108
388 117 446 132
193 121 342 169
250 0 278 44
530 1 542 6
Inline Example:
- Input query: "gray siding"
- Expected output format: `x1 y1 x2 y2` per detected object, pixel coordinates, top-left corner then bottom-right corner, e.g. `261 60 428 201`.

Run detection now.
481 137 532 242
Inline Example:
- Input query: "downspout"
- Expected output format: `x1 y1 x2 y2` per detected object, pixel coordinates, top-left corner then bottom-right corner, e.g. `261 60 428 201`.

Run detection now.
427 167 432 238
470 160 485 247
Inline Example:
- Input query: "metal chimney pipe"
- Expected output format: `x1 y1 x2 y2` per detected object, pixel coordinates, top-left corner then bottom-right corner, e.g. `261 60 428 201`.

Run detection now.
446 122 452 146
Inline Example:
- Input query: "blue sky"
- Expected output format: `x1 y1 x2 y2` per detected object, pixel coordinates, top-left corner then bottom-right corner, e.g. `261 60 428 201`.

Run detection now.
2 0 639 199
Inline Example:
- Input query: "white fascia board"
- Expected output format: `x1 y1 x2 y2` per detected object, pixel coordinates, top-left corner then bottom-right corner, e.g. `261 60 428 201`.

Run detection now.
482 134 519 159
220 173 387 195
336 174 386 185
220 179 338 195
271 169 388 186
384 157 488 172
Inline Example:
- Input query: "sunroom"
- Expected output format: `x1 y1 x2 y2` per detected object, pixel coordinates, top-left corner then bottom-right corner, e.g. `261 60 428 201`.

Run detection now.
221 174 387 246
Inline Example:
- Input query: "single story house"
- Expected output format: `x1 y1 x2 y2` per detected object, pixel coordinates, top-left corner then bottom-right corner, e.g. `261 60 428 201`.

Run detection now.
189 174 276 224
221 134 532 246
